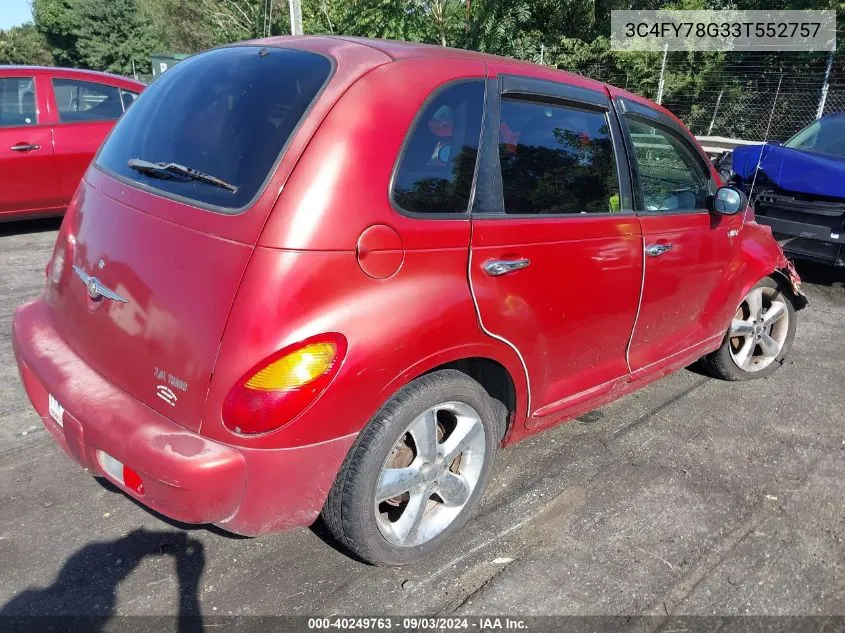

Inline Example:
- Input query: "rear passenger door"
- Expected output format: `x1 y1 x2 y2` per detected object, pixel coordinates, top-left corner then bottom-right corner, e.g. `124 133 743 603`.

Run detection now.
469 75 643 420
0 74 60 217
618 97 742 372
49 77 127 204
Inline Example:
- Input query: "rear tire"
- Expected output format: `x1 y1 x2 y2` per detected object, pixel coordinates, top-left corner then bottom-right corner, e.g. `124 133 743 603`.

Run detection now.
322 370 498 566
701 277 796 381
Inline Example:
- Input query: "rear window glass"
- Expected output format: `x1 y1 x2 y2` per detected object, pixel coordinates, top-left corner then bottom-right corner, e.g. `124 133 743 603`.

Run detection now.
499 98 619 215
0 77 37 127
96 46 331 211
53 79 124 122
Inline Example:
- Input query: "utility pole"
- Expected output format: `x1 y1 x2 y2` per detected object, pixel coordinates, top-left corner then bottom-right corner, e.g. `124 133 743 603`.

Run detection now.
289 0 303 36
656 43 668 105
816 49 834 119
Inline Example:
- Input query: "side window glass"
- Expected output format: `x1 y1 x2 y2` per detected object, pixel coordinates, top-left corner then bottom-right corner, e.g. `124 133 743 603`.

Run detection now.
392 80 484 215
626 117 709 212
499 98 620 215
120 89 140 111
53 79 124 123
0 77 37 127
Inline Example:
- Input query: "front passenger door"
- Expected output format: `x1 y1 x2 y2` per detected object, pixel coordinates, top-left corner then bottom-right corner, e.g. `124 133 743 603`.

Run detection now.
622 101 742 372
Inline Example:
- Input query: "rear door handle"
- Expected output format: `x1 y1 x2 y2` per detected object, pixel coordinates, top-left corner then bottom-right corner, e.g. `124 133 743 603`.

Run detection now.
483 258 531 276
10 143 40 152
645 243 673 257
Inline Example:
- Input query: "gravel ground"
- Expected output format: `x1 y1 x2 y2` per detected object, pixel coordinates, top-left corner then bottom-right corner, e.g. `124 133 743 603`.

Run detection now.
1 218 843 623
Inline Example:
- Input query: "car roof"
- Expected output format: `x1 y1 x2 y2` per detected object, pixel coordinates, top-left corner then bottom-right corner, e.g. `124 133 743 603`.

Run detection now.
251 36 683 125
0 65 145 89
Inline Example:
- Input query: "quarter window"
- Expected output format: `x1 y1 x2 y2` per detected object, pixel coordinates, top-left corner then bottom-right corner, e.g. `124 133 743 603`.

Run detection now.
626 118 709 212
499 98 620 215
392 81 484 215
53 79 124 123
0 77 37 127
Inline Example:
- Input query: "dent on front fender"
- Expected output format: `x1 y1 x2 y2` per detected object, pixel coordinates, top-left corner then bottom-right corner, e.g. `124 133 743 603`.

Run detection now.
737 222 808 311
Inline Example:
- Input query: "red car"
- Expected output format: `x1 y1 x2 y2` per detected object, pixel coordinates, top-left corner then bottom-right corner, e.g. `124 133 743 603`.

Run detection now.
0 66 143 221
13 38 805 566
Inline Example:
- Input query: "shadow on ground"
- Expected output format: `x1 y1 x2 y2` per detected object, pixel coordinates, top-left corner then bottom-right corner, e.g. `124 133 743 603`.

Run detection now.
93 478 249 541
0 529 205 632
0 217 63 238
793 260 845 288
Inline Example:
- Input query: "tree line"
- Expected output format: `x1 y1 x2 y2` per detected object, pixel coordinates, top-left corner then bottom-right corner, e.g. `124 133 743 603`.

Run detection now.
1 0 843 140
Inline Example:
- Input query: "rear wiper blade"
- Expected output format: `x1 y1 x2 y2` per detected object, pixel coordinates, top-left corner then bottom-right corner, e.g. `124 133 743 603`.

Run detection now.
127 158 238 193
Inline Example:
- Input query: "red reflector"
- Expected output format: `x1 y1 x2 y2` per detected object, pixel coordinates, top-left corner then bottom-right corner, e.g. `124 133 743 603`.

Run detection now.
97 450 145 495
122 465 145 495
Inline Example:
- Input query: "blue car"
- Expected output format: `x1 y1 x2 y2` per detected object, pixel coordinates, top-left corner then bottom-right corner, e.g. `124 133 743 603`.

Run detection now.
729 112 845 267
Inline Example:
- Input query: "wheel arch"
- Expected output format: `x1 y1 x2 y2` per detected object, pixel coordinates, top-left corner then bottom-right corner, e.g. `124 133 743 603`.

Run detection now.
734 224 808 313
375 344 528 444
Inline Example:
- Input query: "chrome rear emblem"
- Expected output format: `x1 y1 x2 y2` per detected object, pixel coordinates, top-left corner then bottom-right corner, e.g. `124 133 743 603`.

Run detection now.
73 265 128 303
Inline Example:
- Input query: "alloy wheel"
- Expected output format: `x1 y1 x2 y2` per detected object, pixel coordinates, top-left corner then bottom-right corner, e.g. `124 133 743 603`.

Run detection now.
728 286 790 372
374 401 486 547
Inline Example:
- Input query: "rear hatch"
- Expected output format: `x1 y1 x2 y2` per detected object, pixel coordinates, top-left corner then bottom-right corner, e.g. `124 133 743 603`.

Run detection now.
44 45 333 432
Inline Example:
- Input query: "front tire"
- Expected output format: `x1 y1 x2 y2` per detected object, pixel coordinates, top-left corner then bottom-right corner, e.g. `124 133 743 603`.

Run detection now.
702 277 796 381
322 370 499 566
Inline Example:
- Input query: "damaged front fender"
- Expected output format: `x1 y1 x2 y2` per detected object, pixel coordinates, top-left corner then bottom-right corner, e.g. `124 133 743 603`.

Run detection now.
775 258 809 310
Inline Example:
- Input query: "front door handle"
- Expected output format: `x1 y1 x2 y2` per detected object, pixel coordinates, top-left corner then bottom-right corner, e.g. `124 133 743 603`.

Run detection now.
483 258 531 276
645 243 673 257
10 143 40 152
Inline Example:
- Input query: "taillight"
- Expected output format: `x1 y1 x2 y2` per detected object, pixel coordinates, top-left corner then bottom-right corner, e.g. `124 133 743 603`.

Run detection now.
97 450 145 495
222 333 347 435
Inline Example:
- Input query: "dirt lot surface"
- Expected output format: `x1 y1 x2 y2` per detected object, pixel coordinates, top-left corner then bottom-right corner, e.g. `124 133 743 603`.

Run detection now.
1 218 843 622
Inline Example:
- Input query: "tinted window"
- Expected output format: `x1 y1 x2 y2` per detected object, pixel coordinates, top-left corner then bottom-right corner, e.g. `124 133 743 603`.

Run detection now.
392 81 484 214
626 118 709 212
53 79 124 123
0 77 37 127
97 46 331 211
499 99 619 215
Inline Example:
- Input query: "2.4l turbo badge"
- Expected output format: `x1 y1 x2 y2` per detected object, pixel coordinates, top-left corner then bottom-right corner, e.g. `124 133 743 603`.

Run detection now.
153 367 188 407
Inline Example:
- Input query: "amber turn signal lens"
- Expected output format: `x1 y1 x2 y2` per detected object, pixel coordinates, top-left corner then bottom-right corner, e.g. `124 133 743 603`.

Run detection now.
244 342 337 391
223 333 348 435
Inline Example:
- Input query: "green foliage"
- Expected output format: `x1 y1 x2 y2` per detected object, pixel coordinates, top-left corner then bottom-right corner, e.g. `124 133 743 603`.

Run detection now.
33 0 159 73
10 0 840 142
73 0 161 74
32 0 81 66
0 23 54 66
140 0 216 53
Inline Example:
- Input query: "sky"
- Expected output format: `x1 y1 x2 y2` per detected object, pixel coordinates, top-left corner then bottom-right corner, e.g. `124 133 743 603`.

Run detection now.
1 0 34 30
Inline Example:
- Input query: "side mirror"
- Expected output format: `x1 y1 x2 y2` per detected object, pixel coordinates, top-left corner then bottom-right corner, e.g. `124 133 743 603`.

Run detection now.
712 186 748 215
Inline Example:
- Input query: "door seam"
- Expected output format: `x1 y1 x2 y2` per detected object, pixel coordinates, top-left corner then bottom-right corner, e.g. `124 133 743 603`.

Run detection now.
625 234 647 373
466 223 532 417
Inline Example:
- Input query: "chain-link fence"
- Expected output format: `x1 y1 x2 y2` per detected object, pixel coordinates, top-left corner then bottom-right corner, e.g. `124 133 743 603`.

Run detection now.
127 48 842 142
575 51 843 143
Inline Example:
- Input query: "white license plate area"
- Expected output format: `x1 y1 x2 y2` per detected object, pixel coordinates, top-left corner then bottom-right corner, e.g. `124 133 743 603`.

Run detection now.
48 393 65 427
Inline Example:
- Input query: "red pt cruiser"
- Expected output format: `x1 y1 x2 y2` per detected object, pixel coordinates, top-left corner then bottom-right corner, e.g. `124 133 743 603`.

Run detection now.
12 37 806 565
0 66 144 221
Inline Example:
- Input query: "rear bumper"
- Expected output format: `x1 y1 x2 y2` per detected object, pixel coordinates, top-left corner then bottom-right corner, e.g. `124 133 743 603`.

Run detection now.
12 299 356 535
